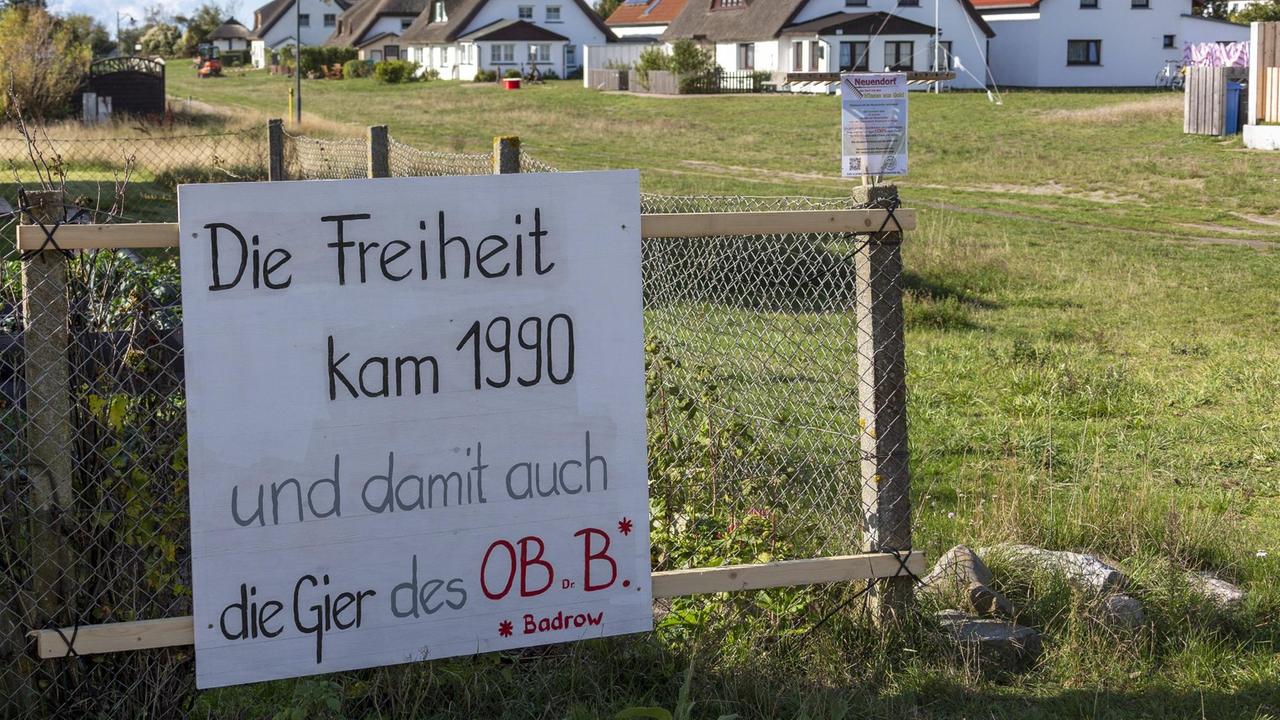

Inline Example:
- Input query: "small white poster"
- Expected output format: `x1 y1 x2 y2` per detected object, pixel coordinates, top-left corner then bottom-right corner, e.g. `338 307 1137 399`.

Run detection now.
178 172 650 689
841 72 909 177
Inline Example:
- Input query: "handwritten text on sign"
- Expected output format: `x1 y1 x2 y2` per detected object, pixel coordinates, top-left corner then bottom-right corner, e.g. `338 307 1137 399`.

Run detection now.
179 172 650 689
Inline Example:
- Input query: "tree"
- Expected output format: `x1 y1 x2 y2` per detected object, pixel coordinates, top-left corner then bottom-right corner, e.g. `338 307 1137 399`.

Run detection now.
1195 0 1231 16
139 21 182 56
594 0 622 19
176 2 235 47
1233 0 1280 22
60 13 115 57
0 6 90 118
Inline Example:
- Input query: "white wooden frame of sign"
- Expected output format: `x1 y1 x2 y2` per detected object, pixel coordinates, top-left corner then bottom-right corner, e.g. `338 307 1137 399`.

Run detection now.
20 208 922 660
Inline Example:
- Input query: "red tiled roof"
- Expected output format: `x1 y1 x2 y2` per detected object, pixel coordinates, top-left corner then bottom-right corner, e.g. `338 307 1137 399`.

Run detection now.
607 0 689 27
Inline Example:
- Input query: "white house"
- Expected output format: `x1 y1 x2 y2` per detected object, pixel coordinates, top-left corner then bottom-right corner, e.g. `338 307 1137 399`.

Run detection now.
208 19 254 52
328 0 429 61
605 0 689 40
250 0 356 67
975 0 1251 87
400 0 614 80
659 0 997 90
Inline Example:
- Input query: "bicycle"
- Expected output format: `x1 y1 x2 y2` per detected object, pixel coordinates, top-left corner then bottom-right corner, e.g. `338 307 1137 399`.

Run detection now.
1155 59 1184 91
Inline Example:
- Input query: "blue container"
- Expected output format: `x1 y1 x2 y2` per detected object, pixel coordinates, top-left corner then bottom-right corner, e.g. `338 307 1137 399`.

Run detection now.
1225 82 1242 135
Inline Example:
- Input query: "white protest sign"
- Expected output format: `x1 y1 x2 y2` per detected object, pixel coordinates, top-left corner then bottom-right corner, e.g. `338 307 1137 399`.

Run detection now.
178 172 650 689
841 72 909 177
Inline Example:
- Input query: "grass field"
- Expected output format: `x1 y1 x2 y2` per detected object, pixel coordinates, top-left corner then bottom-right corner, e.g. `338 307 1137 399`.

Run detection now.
23 72 1280 717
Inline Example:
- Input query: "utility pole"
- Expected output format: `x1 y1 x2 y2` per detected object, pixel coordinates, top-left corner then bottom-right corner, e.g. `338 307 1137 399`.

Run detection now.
294 0 303 124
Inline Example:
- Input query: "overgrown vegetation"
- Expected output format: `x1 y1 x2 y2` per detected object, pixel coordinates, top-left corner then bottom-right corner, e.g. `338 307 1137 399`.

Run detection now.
0 6 90 118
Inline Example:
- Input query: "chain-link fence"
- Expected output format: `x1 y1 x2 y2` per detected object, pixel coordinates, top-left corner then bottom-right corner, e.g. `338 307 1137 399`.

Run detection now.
0 126 912 718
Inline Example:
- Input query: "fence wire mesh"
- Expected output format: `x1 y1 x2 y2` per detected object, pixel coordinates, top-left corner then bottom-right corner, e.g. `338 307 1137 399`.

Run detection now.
0 127 910 718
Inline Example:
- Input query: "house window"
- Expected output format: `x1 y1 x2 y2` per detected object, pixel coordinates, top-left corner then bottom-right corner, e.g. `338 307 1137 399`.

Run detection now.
792 41 804 71
1067 39 1101 65
886 41 913 71
1132 0 1149 6
298 13 310 27
492 43 515 63
546 6 562 22
529 43 552 63
385 44 400 60
402 18 413 29
519 5 534 20
1080 0 1097 7
845 0 868 5
432 0 447 22
933 40 952 70
839 41 869 71
323 13 336 27
1163 34 1175 48
898 0 920 6
713 0 745 7
737 43 754 70
809 41 824 71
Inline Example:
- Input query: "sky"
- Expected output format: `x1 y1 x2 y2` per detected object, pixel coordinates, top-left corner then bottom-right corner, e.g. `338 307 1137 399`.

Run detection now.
47 0 247 38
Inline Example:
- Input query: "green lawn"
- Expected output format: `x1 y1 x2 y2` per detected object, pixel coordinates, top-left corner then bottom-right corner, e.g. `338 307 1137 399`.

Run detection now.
94 72 1280 717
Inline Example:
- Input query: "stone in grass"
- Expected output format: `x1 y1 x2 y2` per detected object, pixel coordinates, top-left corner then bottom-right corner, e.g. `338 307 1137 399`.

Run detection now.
920 545 1015 618
1098 593 1146 630
1187 571 1245 611
986 544 1128 595
936 609 1042 673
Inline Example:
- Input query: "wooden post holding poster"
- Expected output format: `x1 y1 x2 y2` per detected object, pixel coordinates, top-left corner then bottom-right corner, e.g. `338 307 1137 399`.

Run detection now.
841 72 909 177
178 172 650 688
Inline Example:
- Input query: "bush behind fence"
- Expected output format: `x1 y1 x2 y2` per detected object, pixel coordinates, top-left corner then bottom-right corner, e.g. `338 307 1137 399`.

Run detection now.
0 125 909 717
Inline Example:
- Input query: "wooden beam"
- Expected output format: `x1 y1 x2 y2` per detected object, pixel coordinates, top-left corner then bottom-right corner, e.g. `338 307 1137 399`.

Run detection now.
652 550 924 599
16 209 917 252
29 551 923 659
641 209 916 237
17 222 181 251
32 616 195 659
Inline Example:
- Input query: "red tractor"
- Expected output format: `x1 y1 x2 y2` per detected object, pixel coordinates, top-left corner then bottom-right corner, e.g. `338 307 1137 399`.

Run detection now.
196 43 223 78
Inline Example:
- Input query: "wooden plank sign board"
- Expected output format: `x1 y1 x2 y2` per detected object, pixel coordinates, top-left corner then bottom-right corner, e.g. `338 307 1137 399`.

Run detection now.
178 172 650 688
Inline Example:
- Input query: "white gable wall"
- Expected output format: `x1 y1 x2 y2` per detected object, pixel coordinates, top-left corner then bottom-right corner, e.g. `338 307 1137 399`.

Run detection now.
982 1 1248 87
787 0 990 88
257 0 347 49
410 0 607 79
462 1 608 45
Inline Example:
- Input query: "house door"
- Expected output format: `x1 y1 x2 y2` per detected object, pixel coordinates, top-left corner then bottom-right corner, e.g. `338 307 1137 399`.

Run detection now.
839 42 851 71
564 44 577 73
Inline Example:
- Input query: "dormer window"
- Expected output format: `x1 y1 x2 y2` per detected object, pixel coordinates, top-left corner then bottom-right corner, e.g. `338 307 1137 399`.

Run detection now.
432 0 447 22
712 0 745 8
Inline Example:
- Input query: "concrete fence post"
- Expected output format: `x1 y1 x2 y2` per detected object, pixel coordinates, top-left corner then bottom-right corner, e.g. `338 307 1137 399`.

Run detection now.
20 190 77 628
268 118 285 181
493 136 521 174
368 125 390 179
851 183 914 624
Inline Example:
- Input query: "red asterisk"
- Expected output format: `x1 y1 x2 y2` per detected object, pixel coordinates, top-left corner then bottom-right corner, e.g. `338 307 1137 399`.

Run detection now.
498 620 513 638
618 517 634 536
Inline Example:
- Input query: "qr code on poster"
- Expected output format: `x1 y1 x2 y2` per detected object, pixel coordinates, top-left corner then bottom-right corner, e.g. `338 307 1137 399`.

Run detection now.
846 156 862 172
